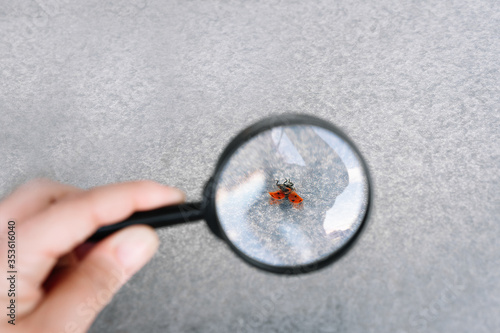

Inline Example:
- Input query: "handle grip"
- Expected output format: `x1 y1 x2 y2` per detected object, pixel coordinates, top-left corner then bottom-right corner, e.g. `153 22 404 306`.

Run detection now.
87 202 205 242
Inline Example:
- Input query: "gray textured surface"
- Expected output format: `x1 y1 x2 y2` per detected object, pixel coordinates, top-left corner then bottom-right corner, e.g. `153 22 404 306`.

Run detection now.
0 0 499 332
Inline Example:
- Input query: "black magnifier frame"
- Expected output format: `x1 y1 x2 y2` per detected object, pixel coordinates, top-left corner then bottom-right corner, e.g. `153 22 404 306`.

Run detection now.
89 114 372 275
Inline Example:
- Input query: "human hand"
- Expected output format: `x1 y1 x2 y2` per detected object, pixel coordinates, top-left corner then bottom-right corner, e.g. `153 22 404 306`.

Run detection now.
0 179 185 332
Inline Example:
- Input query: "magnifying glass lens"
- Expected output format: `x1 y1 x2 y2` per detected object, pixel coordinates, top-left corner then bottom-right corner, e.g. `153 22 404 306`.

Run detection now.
215 124 369 268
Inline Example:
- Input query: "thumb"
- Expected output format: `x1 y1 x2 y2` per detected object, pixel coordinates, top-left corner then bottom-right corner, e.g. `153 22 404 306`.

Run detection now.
27 226 159 333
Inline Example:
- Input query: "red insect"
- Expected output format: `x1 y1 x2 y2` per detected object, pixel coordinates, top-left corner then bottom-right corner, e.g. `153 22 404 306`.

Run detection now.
269 179 303 205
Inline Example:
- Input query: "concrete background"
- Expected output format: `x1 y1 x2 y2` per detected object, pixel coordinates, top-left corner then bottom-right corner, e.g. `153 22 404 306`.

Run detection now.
1 0 499 332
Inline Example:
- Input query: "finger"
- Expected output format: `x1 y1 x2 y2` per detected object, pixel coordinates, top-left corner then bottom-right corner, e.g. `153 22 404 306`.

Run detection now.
44 242 97 291
0 178 82 225
22 180 184 255
0 180 82 315
42 243 97 293
18 181 183 290
25 225 159 333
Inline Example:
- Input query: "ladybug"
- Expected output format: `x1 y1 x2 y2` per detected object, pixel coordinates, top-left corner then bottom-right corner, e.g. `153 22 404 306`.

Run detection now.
269 178 303 204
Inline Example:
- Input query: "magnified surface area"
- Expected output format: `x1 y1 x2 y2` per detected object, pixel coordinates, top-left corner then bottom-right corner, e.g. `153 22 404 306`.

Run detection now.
215 125 370 268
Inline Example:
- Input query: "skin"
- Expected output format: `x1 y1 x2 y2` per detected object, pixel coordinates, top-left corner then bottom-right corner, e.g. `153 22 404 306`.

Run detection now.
0 179 185 332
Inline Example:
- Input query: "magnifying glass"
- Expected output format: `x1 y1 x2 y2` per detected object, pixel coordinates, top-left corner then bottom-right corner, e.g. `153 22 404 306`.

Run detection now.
89 114 371 274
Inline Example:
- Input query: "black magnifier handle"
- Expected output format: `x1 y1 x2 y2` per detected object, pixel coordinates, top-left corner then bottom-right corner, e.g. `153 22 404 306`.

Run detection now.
87 202 205 242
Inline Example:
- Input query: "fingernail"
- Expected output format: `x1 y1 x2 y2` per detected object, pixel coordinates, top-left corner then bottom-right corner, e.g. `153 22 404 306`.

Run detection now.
113 226 159 275
168 187 186 202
